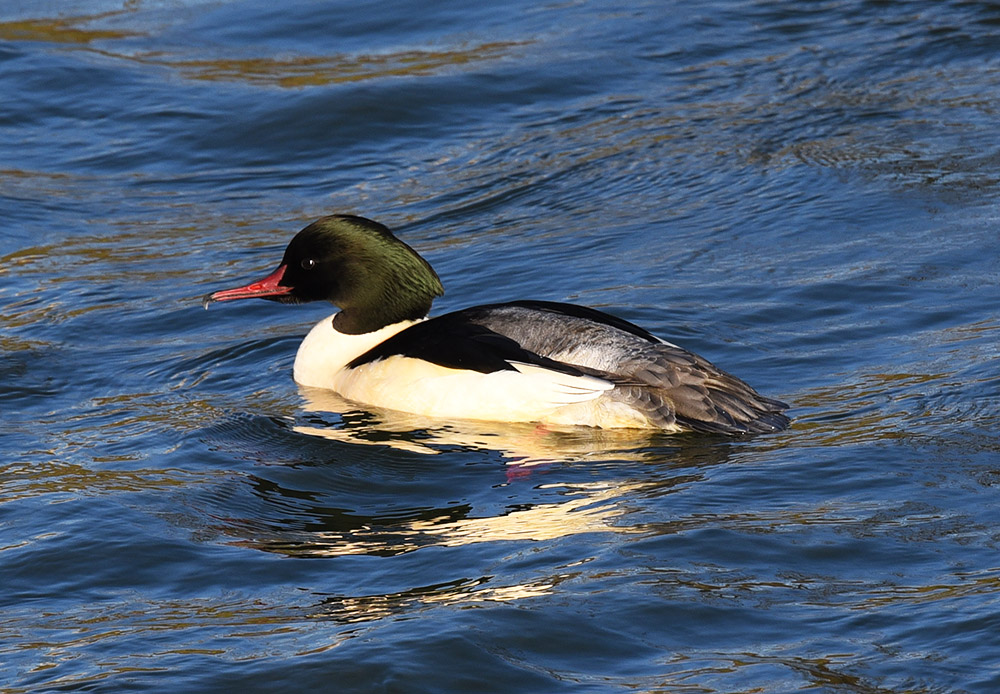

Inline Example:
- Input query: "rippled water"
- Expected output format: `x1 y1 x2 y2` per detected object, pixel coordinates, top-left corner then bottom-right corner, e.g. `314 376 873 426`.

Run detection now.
3 1 1000 692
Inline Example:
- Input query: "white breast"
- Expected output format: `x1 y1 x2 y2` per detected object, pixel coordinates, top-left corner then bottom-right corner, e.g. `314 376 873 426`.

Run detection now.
292 313 420 389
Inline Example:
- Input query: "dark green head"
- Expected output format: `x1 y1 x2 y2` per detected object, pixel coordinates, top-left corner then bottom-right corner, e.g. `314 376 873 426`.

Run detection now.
204 215 444 334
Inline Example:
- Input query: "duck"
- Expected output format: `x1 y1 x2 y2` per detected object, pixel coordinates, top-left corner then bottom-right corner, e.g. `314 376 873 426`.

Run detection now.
203 215 789 434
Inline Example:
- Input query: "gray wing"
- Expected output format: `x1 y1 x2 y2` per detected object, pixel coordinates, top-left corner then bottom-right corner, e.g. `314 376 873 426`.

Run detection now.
468 302 789 434
612 343 790 434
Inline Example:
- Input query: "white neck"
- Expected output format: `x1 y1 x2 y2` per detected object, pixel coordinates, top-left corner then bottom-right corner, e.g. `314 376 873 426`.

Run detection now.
292 312 421 388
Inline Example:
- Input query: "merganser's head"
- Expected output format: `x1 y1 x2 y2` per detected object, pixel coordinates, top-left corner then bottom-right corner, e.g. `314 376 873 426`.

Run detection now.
203 215 444 334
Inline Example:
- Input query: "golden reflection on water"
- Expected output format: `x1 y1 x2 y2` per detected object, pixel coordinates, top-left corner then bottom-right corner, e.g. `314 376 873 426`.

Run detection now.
231 478 649 560
409 480 646 545
0 15 138 44
857 568 1000 609
312 573 574 624
232 479 656 621
166 42 526 87
204 387 718 569
295 385 673 463
0 12 525 88
0 460 219 503
788 368 976 447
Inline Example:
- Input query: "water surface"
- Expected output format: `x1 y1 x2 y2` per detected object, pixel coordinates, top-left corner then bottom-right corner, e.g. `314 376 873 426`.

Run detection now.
3 1 1000 692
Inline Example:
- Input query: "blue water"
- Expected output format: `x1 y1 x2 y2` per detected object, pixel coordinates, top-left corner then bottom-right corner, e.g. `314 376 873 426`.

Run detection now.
3 1 1000 691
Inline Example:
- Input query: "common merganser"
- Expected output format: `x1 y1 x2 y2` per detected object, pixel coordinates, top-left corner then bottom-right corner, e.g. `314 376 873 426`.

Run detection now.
204 215 789 434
